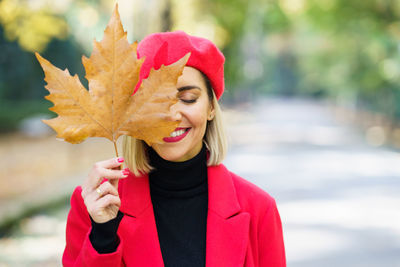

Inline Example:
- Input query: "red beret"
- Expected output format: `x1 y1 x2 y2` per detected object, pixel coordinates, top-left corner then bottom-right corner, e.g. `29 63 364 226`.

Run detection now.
134 31 225 100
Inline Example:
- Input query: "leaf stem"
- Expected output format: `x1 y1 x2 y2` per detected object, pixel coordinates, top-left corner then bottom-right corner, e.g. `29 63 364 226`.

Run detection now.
113 140 119 157
113 140 123 171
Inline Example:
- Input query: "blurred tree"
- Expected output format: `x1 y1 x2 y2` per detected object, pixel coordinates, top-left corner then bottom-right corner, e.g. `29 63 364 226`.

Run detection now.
0 0 84 132
0 0 68 53
161 0 172 31
0 24 86 132
297 0 400 120
199 0 248 95
195 0 400 124
197 0 294 99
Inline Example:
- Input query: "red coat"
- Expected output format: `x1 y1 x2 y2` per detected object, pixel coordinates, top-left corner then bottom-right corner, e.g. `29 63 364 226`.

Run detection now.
62 164 286 266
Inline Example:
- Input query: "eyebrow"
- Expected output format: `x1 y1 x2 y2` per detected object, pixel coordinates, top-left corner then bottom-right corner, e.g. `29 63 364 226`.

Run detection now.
177 86 202 92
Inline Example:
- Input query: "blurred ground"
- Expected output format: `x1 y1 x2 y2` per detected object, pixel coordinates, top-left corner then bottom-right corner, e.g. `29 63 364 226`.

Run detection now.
0 130 117 266
0 97 399 266
0 131 119 232
225 97 400 267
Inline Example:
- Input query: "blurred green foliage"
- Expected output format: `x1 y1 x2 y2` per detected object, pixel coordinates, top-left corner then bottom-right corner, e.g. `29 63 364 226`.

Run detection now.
0 0 68 53
204 0 400 123
1 0 400 132
0 23 85 132
296 0 400 119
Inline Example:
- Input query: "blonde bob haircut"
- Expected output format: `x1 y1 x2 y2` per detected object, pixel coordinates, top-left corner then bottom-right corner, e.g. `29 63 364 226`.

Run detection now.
122 87 227 177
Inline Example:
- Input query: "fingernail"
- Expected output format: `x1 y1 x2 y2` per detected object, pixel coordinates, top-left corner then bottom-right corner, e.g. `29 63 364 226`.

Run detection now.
117 157 124 163
122 169 130 175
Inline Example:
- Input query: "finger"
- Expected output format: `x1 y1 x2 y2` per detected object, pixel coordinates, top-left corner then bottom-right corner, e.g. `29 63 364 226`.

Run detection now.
82 158 124 194
87 166 128 190
110 178 118 191
109 168 129 190
96 181 119 199
84 182 118 208
97 157 125 169
96 194 121 210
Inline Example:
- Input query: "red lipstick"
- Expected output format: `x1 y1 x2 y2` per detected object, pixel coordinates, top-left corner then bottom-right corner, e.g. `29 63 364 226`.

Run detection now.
163 128 190 143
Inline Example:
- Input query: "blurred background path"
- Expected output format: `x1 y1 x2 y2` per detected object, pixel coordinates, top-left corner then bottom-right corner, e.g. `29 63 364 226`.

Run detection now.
224 97 400 267
1 97 399 266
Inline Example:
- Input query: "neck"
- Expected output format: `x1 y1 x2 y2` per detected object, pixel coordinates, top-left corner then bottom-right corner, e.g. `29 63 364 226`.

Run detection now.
148 144 207 192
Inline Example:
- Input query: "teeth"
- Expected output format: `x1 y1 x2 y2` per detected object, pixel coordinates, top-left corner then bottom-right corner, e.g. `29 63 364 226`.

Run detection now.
170 129 186 137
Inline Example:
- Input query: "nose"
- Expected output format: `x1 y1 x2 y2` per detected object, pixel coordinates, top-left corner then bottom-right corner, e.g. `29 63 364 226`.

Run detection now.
169 103 182 122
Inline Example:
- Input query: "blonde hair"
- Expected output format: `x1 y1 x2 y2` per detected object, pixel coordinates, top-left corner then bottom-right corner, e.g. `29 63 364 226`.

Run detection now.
122 90 227 176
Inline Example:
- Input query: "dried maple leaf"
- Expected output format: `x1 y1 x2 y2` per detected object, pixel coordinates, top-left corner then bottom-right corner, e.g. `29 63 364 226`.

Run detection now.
36 5 188 155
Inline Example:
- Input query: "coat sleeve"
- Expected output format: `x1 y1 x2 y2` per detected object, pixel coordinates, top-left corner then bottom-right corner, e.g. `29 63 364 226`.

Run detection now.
62 186 124 267
258 198 286 267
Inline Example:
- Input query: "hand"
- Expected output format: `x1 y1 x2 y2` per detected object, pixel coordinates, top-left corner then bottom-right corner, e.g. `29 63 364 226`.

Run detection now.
81 157 129 223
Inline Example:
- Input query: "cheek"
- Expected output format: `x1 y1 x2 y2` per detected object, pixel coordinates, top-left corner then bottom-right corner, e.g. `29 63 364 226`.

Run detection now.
189 106 209 130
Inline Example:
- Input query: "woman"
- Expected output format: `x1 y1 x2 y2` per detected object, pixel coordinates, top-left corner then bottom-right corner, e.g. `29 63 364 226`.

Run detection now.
62 31 286 267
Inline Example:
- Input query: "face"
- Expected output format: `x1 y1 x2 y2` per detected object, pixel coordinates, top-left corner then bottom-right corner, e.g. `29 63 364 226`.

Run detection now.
151 66 214 162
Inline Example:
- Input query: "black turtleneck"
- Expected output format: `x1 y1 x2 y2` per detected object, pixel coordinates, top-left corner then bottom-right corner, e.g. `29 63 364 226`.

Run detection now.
89 144 208 267
148 144 208 267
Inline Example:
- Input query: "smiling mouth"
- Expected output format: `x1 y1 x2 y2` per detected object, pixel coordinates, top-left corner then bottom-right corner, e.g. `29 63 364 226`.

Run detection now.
163 127 190 143
170 128 189 137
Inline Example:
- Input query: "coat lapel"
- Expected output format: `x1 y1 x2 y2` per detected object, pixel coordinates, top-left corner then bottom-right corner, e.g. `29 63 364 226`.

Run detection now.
206 164 250 267
118 164 250 267
119 173 165 266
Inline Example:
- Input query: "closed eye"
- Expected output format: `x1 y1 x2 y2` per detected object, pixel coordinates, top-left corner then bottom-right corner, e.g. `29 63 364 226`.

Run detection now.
180 99 197 104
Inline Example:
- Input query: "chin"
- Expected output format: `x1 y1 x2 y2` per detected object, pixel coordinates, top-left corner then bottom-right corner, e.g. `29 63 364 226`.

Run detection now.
152 146 188 162
159 153 184 162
